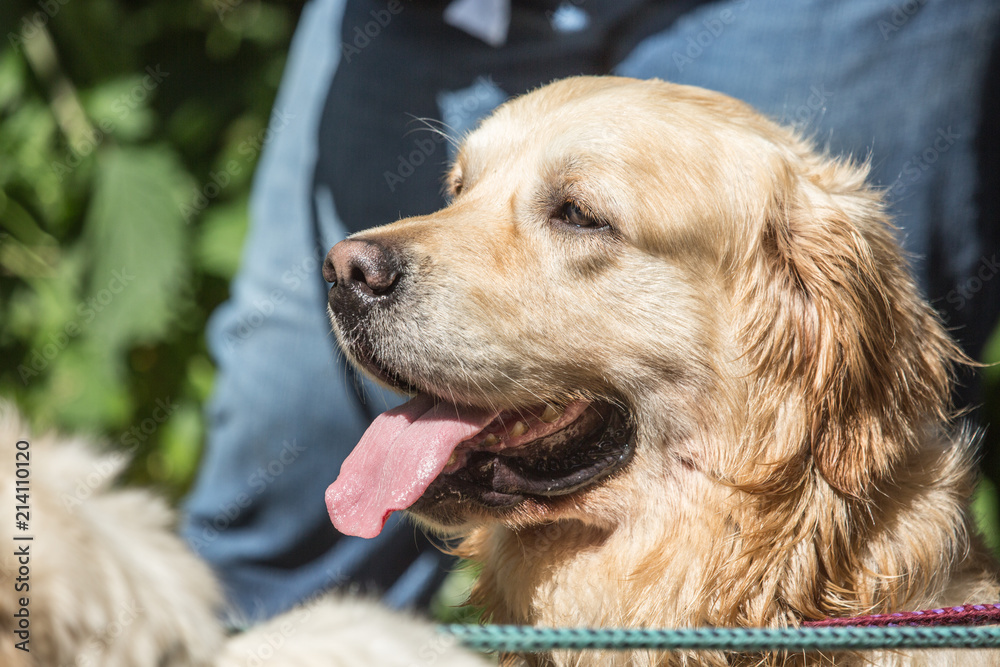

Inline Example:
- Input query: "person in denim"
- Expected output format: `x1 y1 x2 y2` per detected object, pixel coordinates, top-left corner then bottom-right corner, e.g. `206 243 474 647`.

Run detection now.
182 0 1000 620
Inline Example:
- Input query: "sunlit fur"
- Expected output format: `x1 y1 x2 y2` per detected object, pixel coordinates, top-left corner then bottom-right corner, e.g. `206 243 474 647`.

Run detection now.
333 77 1000 666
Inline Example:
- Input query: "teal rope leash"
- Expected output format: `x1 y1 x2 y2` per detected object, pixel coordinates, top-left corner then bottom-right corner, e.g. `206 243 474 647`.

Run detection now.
439 625 1000 653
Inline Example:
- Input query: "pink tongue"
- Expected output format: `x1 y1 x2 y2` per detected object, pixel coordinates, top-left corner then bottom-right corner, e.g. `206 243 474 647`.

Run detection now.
325 394 499 538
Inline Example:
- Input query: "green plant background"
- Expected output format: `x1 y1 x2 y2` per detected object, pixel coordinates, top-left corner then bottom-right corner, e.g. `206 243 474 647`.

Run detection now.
1 0 300 497
0 0 998 618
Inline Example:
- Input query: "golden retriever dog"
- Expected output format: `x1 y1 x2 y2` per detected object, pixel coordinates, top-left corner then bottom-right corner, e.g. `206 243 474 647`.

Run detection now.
323 76 1000 666
0 405 486 667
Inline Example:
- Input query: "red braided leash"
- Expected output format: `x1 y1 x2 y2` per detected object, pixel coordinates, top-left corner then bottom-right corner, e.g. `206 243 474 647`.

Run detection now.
804 603 1000 628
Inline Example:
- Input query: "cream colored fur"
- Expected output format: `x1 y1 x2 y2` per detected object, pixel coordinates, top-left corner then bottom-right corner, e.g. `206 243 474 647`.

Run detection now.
332 76 1000 666
0 404 486 667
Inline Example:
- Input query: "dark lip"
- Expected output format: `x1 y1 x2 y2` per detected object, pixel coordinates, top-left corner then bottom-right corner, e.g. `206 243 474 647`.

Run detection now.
412 403 636 513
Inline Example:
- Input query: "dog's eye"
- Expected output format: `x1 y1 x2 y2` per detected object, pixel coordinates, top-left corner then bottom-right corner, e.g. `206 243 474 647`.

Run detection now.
556 201 608 231
451 177 464 198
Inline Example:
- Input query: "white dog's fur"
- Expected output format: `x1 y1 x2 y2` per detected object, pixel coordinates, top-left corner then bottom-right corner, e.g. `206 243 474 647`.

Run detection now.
0 404 486 667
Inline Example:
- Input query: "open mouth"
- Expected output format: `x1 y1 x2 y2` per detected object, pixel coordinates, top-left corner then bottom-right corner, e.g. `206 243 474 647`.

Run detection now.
416 400 634 511
324 357 635 538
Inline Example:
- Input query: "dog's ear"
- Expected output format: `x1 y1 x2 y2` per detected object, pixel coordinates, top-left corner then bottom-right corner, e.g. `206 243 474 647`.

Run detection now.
737 155 961 497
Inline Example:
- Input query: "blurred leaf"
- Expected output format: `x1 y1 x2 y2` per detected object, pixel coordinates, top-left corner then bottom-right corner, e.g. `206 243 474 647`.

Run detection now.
196 197 247 278
0 199 59 249
83 145 193 348
35 338 131 430
156 399 204 490
211 113 264 188
982 324 1000 380
6 249 84 343
206 22 244 61
973 478 1000 556
186 354 216 402
0 227 60 278
82 77 158 142
0 99 62 207
0 50 25 110
432 562 484 624
220 3 291 46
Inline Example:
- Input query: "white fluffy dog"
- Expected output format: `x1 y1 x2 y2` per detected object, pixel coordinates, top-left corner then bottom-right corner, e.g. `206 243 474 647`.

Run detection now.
0 403 485 667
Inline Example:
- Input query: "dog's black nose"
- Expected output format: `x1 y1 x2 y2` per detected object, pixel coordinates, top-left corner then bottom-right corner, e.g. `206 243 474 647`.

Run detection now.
324 238 402 300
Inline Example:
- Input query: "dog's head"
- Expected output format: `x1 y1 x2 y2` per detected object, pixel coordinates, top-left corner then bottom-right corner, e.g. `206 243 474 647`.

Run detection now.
323 76 960 539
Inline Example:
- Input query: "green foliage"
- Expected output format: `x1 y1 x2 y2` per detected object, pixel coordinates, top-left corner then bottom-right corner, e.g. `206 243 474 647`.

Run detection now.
979 326 1000 555
0 0 301 498
432 560 485 625
973 477 1000 556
